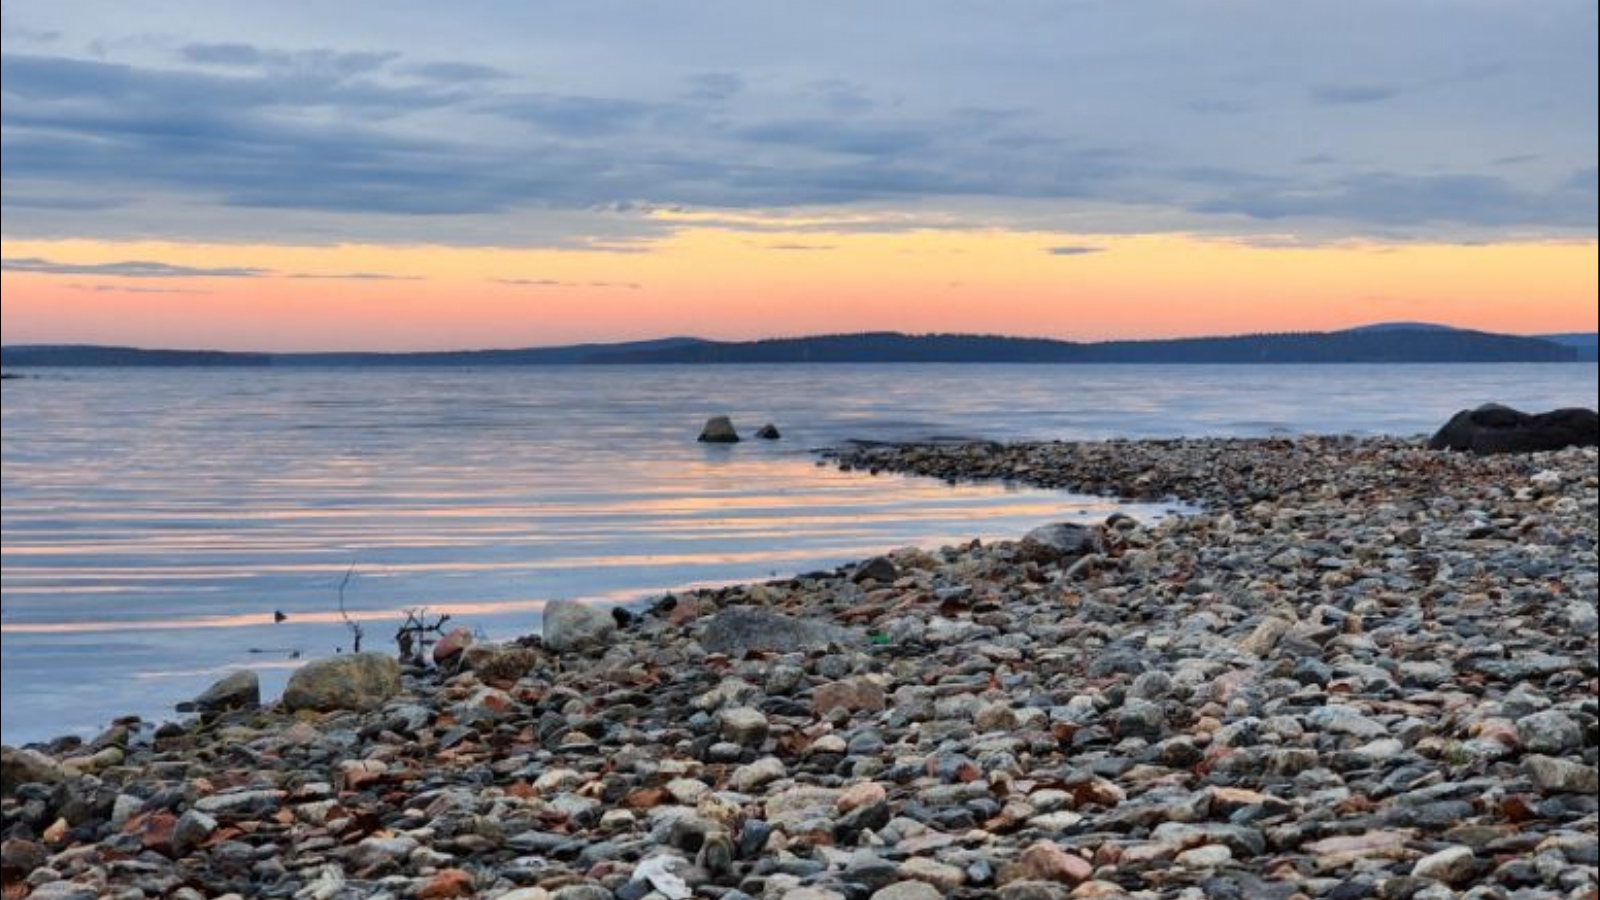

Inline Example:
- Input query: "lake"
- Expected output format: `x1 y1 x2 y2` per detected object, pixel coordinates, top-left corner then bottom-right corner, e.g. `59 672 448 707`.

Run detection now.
2 363 1594 743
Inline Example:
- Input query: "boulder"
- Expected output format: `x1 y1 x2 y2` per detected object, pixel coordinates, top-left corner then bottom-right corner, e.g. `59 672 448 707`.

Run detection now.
281 653 401 712
190 670 261 714
1018 522 1100 564
698 416 741 443
1429 404 1599 454
755 423 781 440
1 746 65 797
852 556 899 584
542 600 618 653
432 627 475 666
701 607 859 657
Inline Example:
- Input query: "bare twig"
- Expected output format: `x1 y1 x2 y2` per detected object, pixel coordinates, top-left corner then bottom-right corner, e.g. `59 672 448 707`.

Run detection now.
395 607 452 666
337 564 364 653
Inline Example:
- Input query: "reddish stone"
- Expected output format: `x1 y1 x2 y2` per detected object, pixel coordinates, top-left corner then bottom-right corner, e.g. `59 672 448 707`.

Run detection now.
433 627 475 665
1005 841 1093 885
836 782 887 813
129 811 178 857
667 596 702 627
417 868 475 899
812 678 886 716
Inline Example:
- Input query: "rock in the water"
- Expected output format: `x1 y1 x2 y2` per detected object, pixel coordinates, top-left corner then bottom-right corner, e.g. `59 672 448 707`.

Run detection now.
281 653 401 712
701 607 858 657
1 745 65 796
543 599 618 654
191 670 261 714
1018 522 1099 563
699 416 741 443
755 423 781 440
1428 403 1599 454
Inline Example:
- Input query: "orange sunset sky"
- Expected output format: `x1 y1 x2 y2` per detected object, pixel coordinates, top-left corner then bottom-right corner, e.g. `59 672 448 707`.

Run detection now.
2 2 1596 350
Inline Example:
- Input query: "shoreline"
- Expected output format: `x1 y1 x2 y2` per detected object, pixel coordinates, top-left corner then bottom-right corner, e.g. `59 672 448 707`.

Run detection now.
3 434 1597 899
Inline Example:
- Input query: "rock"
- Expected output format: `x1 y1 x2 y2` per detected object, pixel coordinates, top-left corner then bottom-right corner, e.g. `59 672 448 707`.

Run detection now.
281 653 401 712
0 838 47 874
718 706 770 745
1515 709 1583 755
698 416 741 443
755 423 781 440
1002 841 1093 885
462 643 540 682
191 670 261 714
171 809 218 854
869 882 944 900
836 781 887 813
731 757 786 792
853 556 899 584
1238 616 1293 656
1019 522 1099 563
701 607 858 657
1176 844 1233 868
1411 845 1476 885
1523 754 1599 794
812 677 886 715
418 869 476 899
542 599 618 653
898 857 965 892
1428 404 1599 454
996 882 1071 900
432 627 475 665
1 745 65 796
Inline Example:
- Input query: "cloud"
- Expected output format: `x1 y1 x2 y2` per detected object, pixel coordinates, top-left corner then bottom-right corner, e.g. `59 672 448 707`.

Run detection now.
1044 245 1105 256
67 283 211 295
685 72 743 101
178 42 397 78
1309 83 1400 105
284 271 422 281
764 243 836 251
1196 171 1598 228
404 61 510 83
1 256 267 278
492 277 640 289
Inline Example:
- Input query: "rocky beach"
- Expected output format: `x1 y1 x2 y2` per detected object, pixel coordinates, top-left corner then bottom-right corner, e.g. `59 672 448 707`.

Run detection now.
3 434 1597 900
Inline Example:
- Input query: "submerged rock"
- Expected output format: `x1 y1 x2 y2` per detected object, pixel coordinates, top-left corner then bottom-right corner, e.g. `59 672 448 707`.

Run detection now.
755 423 782 440
698 416 741 443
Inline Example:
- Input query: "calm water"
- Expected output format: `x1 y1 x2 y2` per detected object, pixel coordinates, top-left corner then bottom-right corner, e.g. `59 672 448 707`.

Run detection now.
2 363 1594 743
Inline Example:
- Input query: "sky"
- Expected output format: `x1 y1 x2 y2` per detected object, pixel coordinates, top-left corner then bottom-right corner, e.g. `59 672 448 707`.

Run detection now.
1 0 1596 350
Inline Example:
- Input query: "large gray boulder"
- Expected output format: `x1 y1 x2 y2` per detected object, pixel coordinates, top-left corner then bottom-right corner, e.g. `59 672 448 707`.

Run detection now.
1018 522 1101 564
190 670 261 714
701 607 858 657
281 653 400 712
1 746 65 797
542 599 618 653
1429 404 1598 455
698 416 741 443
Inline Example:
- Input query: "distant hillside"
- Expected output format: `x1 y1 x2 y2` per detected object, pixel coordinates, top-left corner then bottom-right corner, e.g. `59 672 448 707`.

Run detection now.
0 327 1582 366
0 345 271 367
590 328 1577 364
1536 333 1598 361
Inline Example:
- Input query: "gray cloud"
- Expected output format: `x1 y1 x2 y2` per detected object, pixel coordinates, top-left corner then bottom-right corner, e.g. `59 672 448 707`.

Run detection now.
284 271 422 281
1196 171 1598 228
1 256 267 277
1309 83 1400 105
67 282 210 294
1044 245 1105 256
493 278 640 289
